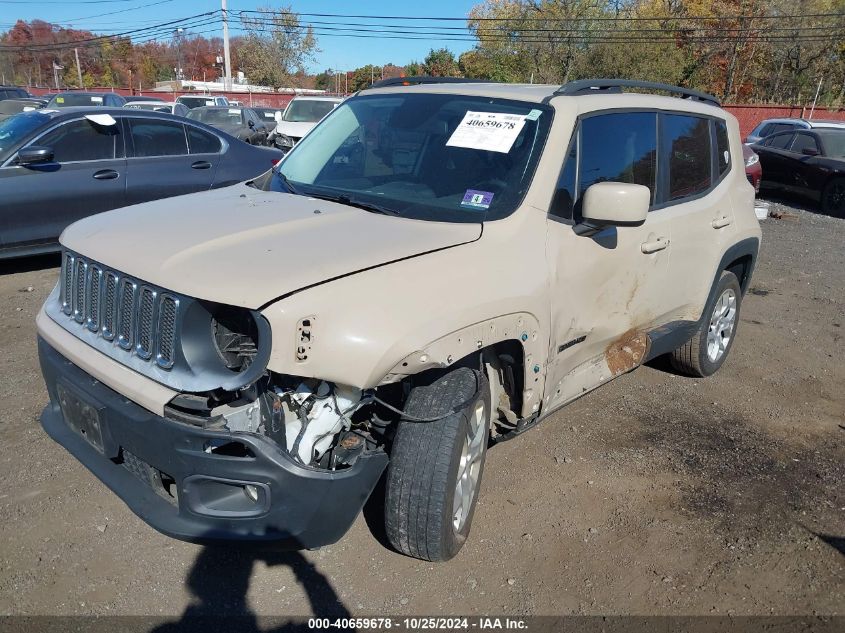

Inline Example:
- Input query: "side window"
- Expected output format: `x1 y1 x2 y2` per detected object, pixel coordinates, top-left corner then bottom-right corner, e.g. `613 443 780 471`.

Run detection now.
36 118 118 163
551 135 577 220
662 114 712 201
758 123 773 137
187 126 222 154
790 133 819 155
767 133 794 149
129 119 187 157
715 119 731 176
578 112 656 202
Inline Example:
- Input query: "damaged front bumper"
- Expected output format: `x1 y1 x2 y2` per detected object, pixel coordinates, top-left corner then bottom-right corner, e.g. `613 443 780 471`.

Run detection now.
37 336 388 549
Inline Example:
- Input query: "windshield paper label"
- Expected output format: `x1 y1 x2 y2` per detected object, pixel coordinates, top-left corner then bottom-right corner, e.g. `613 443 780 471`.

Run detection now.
446 111 526 153
461 189 494 210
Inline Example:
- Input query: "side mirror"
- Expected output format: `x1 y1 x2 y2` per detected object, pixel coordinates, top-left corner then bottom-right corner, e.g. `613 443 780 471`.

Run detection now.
17 145 54 165
578 182 650 234
801 147 819 156
248 120 255 129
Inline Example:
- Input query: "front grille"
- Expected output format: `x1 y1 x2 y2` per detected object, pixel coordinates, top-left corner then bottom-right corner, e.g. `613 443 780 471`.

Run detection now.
59 252 179 370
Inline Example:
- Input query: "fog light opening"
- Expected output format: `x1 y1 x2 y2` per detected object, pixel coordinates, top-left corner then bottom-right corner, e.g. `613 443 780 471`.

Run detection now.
244 484 260 502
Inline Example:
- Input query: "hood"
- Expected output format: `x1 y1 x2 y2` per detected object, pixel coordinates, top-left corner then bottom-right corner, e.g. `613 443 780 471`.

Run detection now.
60 183 482 309
274 120 316 139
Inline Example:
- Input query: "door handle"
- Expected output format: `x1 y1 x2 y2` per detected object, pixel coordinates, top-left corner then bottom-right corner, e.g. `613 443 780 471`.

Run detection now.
711 216 732 229
92 169 119 180
641 237 669 254
191 161 212 170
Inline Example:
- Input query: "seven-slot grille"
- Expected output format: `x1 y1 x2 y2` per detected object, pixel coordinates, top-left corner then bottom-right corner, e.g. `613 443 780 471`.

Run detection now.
59 251 179 369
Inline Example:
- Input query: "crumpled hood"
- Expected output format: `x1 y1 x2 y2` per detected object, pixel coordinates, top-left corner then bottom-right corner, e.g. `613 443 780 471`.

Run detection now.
60 183 482 309
274 120 316 139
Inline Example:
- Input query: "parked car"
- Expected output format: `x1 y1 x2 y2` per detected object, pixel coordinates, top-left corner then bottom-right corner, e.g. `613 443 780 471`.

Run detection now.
0 107 282 258
186 106 269 145
752 128 845 216
0 85 32 101
745 117 845 144
35 78 759 561
124 95 165 103
0 98 45 120
176 95 229 109
271 96 342 152
124 101 190 117
253 106 283 134
45 92 126 108
743 144 762 193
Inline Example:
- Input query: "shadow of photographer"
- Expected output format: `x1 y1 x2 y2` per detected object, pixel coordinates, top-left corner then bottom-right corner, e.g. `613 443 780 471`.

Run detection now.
152 544 353 633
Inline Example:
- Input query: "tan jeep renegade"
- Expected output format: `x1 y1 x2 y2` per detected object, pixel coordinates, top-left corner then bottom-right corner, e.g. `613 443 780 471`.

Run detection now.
36 78 760 561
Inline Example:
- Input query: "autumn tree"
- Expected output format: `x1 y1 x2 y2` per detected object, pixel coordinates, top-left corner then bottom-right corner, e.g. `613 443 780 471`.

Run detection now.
238 5 319 88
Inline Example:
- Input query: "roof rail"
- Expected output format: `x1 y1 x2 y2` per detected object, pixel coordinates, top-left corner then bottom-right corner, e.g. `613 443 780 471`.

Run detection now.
555 79 720 107
367 76 493 89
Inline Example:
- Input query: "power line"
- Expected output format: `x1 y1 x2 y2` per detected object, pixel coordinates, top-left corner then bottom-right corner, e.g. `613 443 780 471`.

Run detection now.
235 8 845 23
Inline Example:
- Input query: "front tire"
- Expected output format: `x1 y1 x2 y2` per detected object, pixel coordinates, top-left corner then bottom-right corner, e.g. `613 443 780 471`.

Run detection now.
671 271 742 377
384 367 490 561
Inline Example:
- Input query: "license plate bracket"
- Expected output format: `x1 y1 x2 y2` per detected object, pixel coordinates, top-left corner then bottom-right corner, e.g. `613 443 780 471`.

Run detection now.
57 383 106 454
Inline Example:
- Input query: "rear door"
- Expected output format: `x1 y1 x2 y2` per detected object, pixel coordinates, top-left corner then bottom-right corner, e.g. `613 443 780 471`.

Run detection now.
124 116 218 205
658 114 736 326
755 131 795 189
786 132 825 198
0 115 126 250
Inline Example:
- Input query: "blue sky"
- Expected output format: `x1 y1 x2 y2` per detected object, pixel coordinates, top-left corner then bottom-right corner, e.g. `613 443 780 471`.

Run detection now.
2 0 480 72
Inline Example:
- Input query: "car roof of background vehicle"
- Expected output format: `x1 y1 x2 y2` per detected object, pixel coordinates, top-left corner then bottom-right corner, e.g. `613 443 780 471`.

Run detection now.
288 96 343 102
806 120 845 128
361 80 726 118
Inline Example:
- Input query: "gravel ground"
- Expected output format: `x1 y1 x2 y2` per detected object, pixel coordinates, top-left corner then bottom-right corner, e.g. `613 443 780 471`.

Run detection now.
0 197 842 619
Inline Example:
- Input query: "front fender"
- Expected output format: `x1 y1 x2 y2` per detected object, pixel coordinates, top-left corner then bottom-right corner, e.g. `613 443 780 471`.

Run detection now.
259 211 551 417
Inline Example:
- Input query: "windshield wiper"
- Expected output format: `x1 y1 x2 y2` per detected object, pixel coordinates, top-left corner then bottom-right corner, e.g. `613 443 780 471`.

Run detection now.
274 169 300 195
308 192 400 216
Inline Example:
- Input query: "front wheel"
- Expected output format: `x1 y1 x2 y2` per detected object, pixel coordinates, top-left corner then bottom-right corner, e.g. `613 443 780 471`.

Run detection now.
384 366 490 561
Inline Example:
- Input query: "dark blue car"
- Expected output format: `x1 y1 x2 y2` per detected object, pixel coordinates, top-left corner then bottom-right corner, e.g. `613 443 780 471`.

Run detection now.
0 107 283 258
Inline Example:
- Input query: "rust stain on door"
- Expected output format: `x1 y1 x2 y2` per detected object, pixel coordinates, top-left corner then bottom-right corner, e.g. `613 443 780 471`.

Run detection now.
605 329 651 376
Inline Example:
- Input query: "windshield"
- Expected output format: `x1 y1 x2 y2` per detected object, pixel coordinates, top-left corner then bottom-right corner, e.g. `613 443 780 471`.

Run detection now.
265 93 552 223
180 97 217 109
283 99 337 123
47 94 106 107
818 132 845 158
187 108 243 127
0 111 49 163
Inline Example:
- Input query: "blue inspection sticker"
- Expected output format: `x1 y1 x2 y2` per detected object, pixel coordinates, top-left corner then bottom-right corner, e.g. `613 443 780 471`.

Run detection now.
461 189 494 210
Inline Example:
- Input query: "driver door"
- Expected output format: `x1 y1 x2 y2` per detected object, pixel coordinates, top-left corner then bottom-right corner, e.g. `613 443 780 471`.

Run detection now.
544 110 672 412
0 116 126 251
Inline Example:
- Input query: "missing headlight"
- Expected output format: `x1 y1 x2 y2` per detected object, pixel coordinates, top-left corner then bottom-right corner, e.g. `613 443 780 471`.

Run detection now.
211 306 259 372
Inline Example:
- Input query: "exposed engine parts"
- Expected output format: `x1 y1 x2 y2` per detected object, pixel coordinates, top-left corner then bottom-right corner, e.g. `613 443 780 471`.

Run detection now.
272 381 363 465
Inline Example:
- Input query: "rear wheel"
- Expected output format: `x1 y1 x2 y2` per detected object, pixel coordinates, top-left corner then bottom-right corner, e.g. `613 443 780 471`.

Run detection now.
384 366 490 561
671 271 742 377
821 177 845 217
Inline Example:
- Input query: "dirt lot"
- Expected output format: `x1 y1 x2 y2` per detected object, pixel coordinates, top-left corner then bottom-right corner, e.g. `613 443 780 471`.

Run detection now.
0 197 842 620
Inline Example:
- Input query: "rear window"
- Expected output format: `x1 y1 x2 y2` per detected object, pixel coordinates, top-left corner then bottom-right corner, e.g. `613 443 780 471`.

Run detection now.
129 119 187 157
187 126 222 154
765 133 794 149
47 94 107 107
662 114 712 201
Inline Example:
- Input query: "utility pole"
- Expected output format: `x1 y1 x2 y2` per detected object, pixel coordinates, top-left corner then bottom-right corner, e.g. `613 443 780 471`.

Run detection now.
74 48 83 89
222 0 232 90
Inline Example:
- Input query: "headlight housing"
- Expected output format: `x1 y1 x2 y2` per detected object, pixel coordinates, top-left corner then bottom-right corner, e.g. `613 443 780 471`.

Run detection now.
276 134 294 148
745 152 759 167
